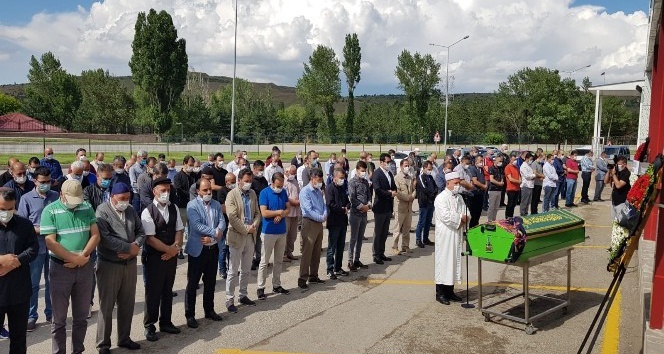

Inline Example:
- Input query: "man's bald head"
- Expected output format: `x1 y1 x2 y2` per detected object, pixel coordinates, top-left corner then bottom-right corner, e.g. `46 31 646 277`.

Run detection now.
225 173 236 184
7 157 18 168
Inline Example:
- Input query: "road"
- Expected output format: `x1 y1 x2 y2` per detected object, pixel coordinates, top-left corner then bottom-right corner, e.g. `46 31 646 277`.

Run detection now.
0 182 641 354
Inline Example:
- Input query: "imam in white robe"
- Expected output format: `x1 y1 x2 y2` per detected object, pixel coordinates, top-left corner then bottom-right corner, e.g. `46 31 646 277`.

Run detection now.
434 188 469 285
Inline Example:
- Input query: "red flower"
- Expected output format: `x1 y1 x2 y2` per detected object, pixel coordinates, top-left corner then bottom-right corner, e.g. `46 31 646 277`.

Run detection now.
627 174 651 210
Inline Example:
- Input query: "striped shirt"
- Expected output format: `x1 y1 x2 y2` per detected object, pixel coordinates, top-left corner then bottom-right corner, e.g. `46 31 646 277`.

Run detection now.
40 200 96 257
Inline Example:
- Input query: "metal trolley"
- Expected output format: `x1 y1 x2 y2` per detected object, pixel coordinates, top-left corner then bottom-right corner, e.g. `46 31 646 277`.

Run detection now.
477 247 572 335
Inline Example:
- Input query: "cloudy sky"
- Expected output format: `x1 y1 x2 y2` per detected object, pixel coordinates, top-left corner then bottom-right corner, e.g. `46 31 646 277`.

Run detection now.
0 0 650 94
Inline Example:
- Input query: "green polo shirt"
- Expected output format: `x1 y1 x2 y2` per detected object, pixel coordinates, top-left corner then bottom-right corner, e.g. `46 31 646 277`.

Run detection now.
40 200 96 257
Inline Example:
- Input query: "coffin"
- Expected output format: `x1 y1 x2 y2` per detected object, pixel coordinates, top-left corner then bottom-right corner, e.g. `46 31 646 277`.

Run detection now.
467 210 585 263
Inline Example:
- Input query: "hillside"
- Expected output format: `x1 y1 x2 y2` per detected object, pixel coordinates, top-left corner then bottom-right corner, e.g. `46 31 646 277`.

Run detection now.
0 74 493 112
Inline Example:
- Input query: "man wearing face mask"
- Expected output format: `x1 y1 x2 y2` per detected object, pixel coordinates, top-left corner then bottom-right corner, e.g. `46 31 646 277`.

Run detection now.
67 161 91 190
605 156 631 220
137 157 158 212
504 154 522 218
371 153 397 264
392 159 416 255
41 179 100 354
251 161 269 270
487 155 505 222
291 151 304 170
324 153 337 182
325 169 350 279
265 156 284 186
434 172 469 305
300 150 319 188
83 164 115 211
189 167 217 201
129 150 148 211
298 168 327 289
95 182 145 353
111 156 131 192
40 147 64 190
26 157 41 182
452 155 474 195
233 157 248 178
468 156 488 228
564 150 580 208
297 155 310 188
226 150 244 175
216 173 236 278
3 161 35 203
166 159 177 181
18 166 58 332
283 166 301 262
256 172 291 298
340 149 350 174
593 152 609 202
184 179 225 328
140 177 184 342
387 149 398 175
225 169 260 312
519 153 536 216
211 153 228 188
0 188 39 354
415 161 437 249
174 156 196 258
347 161 371 271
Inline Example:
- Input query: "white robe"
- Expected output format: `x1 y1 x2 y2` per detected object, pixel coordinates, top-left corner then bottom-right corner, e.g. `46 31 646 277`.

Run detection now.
434 188 470 285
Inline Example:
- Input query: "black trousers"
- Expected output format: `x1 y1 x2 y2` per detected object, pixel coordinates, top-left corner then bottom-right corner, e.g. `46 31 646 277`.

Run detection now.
469 192 485 228
0 301 29 354
373 212 391 257
185 245 219 318
143 253 177 327
581 172 592 201
531 185 542 215
506 191 520 218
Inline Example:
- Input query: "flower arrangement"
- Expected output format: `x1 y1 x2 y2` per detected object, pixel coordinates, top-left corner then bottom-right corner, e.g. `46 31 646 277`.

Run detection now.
627 173 653 210
634 137 650 162
608 221 630 265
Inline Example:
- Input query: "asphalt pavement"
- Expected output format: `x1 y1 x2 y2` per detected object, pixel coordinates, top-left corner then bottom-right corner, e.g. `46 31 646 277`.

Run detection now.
0 180 640 354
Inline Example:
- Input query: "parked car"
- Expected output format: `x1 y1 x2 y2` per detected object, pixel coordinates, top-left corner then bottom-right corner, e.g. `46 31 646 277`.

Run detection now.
445 147 471 157
393 150 432 168
603 145 631 161
572 146 592 161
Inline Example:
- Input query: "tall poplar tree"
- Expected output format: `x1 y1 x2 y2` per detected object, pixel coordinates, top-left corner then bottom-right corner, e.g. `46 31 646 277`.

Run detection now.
342 33 361 142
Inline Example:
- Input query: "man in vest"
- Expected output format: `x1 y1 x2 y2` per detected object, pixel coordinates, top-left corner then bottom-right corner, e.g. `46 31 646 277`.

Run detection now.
140 177 184 342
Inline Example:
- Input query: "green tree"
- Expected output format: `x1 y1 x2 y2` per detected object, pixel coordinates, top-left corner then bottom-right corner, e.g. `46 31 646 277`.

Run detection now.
77 69 135 134
296 45 341 141
394 50 441 128
129 9 188 134
342 33 361 142
24 52 81 132
0 93 21 115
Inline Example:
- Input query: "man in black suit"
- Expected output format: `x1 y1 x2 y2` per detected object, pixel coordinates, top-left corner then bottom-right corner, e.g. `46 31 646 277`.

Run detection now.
371 153 397 264
0 187 39 354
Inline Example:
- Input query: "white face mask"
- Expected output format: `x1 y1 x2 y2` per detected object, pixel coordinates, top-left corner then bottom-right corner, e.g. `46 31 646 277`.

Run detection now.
452 185 461 194
358 171 366 178
193 167 201 173
0 210 13 223
617 165 624 171
402 167 410 175
256 171 264 178
315 182 323 189
287 175 295 181
64 201 81 210
83 171 90 177
241 182 251 191
227 183 236 190
202 194 213 202
115 168 125 174
335 179 344 186
114 201 129 211
218 161 225 169
14 175 27 184
272 186 283 194
272 162 278 167
158 192 169 204
242 154 248 159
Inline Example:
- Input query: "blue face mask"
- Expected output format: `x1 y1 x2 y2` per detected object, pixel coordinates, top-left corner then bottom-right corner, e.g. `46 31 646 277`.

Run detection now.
100 179 111 189
140 159 147 166
38 183 51 193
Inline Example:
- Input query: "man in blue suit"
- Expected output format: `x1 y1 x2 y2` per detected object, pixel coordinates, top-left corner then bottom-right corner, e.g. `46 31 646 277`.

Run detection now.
184 179 226 328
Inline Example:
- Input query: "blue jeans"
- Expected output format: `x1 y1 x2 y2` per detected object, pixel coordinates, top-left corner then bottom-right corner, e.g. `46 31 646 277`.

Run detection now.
218 228 229 273
542 186 556 212
415 205 434 243
565 178 577 206
29 253 51 321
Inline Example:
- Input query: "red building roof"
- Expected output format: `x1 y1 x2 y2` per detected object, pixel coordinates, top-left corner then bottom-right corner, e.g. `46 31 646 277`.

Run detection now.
0 112 64 133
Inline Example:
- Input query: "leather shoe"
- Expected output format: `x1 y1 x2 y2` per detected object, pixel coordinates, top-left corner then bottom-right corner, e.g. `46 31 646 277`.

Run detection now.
160 323 181 334
309 277 326 284
298 281 309 290
380 255 392 261
448 293 463 302
327 271 337 280
186 317 199 328
353 260 369 269
227 304 238 313
425 241 435 246
417 241 425 248
257 288 266 300
99 349 111 354
348 261 358 272
436 295 450 305
118 340 141 350
373 257 384 265
239 296 256 306
145 325 159 342
205 312 223 321
273 286 290 295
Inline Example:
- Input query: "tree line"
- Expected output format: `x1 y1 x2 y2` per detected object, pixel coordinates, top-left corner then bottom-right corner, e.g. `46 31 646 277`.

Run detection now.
0 8 638 146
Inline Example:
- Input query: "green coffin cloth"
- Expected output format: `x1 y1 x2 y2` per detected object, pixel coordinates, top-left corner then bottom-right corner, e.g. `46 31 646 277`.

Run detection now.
467 210 586 262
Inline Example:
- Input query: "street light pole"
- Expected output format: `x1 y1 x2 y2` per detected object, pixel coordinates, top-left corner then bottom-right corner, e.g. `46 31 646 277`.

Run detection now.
563 64 591 77
175 122 183 142
230 0 238 153
430 35 469 150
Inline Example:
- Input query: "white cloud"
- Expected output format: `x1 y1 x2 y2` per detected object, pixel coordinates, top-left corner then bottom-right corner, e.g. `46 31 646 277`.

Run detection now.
0 0 648 93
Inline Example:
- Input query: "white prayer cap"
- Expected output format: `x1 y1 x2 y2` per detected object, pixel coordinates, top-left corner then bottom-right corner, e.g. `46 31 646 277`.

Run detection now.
445 171 460 181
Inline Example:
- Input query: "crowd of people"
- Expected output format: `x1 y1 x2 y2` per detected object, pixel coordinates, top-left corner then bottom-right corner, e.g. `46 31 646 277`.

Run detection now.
0 143 630 353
